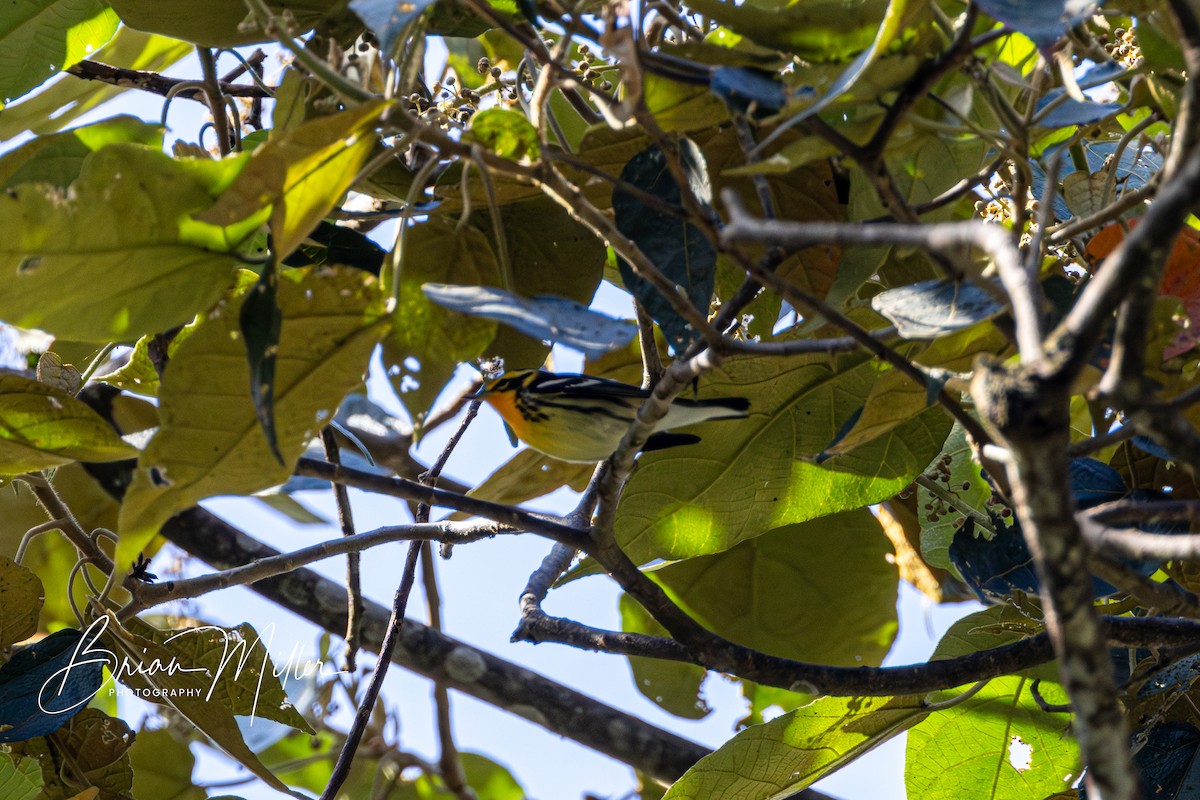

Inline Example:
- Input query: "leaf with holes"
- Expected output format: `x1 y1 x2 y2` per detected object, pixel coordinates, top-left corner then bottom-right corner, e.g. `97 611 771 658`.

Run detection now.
116 267 388 570
0 144 255 342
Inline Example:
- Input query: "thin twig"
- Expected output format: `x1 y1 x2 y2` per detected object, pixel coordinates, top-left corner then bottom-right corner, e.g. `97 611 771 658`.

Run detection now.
322 428 364 672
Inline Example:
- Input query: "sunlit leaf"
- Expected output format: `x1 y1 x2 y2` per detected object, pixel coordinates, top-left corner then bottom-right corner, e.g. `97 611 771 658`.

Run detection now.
905 606 1077 800
664 694 928 798
0 144 255 342
465 108 541 160
0 374 137 474
199 101 390 261
613 353 951 565
0 0 118 107
649 509 898 666
0 115 162 189
0 29 190 140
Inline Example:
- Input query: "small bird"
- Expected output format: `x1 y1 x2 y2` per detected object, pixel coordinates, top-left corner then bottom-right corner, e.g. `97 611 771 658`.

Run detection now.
479 369 750 463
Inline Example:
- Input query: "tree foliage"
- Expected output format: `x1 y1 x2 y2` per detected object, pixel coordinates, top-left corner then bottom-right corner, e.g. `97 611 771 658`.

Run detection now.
2 0 1200 798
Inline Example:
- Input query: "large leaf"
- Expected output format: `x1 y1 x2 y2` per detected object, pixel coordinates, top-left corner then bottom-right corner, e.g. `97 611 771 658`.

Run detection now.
0 28 190 140
679 0 889 58
0 374 137 474
8 709 133 796
613 353 952 564
199 101 390 260
818 366 932 459
0 0 118 107
905 606 1078 800
127 728 205 800
648 509 898 665
383 218 500 426
613 139 716 352
0 115 163 189
664 694 928 798
105 0 341 47
117 267 388 569
0 144 254 342
449 447 594 521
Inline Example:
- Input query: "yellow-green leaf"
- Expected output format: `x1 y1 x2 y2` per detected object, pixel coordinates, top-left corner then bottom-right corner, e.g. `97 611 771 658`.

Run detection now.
465 108 541 160
664 694 928 798
0 144 254 342
199 101 390 260
0 556 42 648
648 509 898 666
905 606 1077 800
0 374 137 474
613 353 951 564
116 267 388 569
0 115 163 190
450 448 594 520
820 366 932 458
0 752 42 800
128 728 205 800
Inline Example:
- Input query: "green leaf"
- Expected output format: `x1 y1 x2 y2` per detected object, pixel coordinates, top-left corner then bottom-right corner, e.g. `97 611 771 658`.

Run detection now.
0 753 42 800
128 728 205 800
199 101 390 261
0 556 42 648
905 606 1078 800
465 108 541 160
648 509 898 665
94 318 201 397
104 0 340 47
0 374 137 474
0 28 190 141
0 144 254 342
679 0 888 58
43 709 134 796
100 618 298 795
613 139 715 352
919 424 1000 570
116 267 388 570
383 218 499 427
0 0 119 107
417 752 526 800
619 594 711 719
664 694 929 798
613 353 951 564
0 115 163 190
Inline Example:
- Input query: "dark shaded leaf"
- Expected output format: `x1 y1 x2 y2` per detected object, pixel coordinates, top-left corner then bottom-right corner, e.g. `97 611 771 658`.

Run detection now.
283 221 386 275
1035 96 1123 127
0 629 104 743
240 268 284 465
711 67 787 115
1079 723 1200 800
613 139 716 351
422 283 636 357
